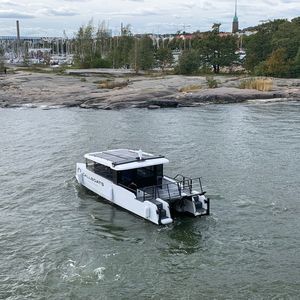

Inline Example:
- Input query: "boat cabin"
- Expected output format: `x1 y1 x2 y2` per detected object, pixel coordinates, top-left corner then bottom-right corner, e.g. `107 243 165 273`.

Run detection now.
84 149 169 191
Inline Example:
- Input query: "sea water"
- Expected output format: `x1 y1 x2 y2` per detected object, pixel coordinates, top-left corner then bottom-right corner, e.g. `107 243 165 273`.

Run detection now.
0 103 299 299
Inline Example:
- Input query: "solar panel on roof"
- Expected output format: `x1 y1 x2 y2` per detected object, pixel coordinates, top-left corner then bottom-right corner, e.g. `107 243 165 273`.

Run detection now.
90 149 164 166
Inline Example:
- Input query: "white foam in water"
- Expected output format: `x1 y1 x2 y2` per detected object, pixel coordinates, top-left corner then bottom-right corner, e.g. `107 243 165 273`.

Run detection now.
94 267 105 280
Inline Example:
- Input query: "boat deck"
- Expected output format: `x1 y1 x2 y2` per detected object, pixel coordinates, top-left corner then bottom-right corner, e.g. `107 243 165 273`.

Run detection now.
137 177 197 203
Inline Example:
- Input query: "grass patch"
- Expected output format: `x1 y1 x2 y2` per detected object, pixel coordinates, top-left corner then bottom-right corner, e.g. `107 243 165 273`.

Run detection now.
97 79 129 89
178 84 202 92
240 78 273 91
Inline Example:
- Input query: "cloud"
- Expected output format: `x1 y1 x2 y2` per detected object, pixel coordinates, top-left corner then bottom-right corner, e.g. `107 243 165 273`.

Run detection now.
0 0 300 36
63 0 91 2
107 7 162 17
180 2 197 9
0 1 17 5
43 8 79 16
0 10 35 18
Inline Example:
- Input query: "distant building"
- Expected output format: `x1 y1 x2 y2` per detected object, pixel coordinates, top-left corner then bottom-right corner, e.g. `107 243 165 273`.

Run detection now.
232 0 239 33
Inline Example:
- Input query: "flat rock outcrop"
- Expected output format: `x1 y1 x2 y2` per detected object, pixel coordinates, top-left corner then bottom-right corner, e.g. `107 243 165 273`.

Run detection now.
0 71 299 109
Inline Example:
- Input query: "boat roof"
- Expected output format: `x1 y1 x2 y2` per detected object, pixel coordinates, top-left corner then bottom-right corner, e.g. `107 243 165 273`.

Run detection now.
84 149 169 171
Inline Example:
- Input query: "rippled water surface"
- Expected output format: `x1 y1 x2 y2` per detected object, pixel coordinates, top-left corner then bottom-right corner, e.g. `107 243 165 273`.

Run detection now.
0 103 300 299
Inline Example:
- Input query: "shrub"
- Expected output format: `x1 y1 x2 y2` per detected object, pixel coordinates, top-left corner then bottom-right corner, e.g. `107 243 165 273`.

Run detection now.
206 76 218 88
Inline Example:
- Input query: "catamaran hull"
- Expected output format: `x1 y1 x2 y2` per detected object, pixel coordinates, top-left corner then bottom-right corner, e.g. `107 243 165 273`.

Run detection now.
76 163 209 225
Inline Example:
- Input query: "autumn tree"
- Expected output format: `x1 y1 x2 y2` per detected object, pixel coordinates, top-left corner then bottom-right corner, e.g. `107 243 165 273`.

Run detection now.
244 19 287 71
255 48 289 77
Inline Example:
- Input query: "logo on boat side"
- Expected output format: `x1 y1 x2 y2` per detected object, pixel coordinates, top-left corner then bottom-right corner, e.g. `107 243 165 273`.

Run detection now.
82 173 104 186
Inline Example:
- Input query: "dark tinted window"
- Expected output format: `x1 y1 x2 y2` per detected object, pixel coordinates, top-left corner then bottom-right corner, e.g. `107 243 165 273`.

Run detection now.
94 163 113 181
155 165 163 177
117 165 164 188
117 169 136 186
86 159 114 181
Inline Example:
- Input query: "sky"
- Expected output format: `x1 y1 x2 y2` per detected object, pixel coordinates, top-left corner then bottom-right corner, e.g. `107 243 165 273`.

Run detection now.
0 0 299 37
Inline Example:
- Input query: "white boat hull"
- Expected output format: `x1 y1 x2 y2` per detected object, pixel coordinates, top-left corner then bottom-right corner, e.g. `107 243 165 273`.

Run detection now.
76 163 209 225
76 163 172 225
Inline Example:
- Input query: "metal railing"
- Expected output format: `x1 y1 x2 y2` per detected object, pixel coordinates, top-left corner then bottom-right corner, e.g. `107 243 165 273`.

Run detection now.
137 181 181 202
175 176 204 195
135 176 204 202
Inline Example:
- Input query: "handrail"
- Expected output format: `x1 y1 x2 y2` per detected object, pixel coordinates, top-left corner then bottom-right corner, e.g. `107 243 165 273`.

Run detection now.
174 174 192 181
118 176 204 202
135 176 204 202
174 176 204 193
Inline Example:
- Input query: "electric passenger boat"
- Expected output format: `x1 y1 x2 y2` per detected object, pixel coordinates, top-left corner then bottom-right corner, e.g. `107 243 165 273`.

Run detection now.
76 149 210 225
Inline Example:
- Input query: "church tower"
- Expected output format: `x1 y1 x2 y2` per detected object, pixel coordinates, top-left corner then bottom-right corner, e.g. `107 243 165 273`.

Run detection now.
232 0 239 33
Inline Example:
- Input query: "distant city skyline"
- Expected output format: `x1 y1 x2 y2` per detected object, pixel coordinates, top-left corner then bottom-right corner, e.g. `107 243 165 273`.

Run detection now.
0 0 299 37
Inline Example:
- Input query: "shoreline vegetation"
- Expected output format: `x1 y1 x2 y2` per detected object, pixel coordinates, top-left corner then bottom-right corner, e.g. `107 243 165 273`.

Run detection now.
68 18 300 78
0 69 299 110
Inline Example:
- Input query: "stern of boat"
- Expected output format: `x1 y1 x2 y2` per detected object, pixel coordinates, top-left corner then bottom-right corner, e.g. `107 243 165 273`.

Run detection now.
174 193 210 216
138 175 210 223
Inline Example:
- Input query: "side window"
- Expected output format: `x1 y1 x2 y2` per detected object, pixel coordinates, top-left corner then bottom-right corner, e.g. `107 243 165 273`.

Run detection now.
156 165 163 177
94 163 113 181
117 169 136 186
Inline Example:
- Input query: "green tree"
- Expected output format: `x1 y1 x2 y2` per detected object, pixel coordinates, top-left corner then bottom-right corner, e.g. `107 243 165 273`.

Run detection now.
244 19 286 71
74 21 94 68
244 18 300 77
272 19 300 61
22 43 30 66
193 30 238 73
155 47 174 72
95 21 111 59
176 49 200 74
74 21 112 68
244 30 272 71
130 36 154 72
168 37 185 51
290 47 300 78
109 35 135 68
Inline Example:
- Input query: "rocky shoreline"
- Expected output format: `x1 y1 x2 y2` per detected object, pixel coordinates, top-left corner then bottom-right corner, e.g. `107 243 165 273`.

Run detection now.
0 70 299 110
